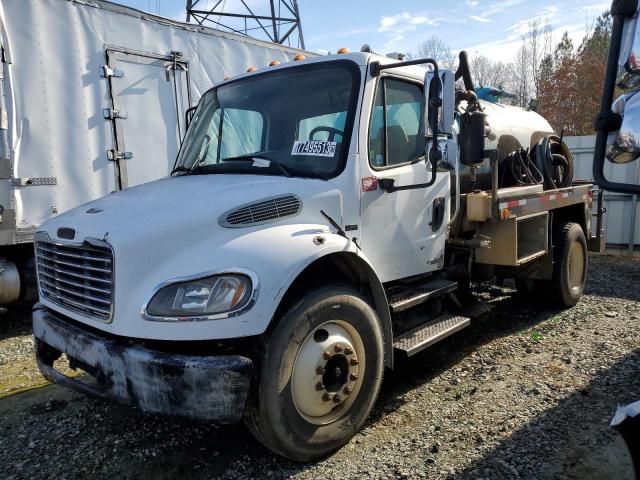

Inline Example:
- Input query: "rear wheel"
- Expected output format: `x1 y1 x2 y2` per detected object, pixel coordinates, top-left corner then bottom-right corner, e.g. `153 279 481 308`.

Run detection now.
550 222 587 306
244 285 385 461
514 222 587 307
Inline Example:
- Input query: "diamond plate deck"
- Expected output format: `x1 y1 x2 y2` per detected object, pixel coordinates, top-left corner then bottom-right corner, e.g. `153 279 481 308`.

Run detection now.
393 314 470 356
388 279 458 313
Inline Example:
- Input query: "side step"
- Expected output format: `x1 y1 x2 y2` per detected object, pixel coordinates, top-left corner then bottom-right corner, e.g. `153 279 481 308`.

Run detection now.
388 279 458 313
393 314 470 357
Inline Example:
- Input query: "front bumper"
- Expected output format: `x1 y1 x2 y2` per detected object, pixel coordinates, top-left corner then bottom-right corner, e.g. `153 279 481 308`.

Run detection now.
32 305 252 423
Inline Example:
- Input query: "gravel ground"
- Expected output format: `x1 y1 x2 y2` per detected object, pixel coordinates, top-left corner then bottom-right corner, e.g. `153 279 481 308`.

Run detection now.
0 254 638 480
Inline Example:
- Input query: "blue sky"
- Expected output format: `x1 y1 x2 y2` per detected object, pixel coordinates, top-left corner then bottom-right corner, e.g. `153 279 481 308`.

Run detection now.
119 1 610 60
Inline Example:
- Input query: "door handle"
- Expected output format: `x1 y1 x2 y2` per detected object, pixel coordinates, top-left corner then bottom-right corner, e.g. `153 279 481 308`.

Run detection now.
430 197 445 231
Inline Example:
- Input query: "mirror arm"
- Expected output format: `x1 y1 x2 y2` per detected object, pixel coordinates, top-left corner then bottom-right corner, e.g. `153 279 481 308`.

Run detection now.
379 149 441 193
370 58 439 78
592 0 640 194
185 106 197 129
454 51 474 92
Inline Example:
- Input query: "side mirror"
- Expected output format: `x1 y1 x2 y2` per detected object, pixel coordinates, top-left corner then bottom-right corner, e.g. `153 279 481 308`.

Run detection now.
424 69 454 182
528 98 539 111
607 91 640 163
424 69 455 137
617 1 640 88
185 106 197 129
593 0 640 194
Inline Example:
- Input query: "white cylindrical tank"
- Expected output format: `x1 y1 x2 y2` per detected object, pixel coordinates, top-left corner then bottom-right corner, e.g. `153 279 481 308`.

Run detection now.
458 101 557 193
481 101 555 157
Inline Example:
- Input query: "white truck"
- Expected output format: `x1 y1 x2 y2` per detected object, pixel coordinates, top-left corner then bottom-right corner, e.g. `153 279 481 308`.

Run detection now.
0 0 306 306
31 47 604 461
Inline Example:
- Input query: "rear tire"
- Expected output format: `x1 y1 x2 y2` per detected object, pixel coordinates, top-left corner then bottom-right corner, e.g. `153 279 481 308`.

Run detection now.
244 285 385 461
549 222 587 307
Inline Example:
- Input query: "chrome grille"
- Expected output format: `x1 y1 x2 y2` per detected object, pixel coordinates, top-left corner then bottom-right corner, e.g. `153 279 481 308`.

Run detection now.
222 195 301 227
35 239 114 321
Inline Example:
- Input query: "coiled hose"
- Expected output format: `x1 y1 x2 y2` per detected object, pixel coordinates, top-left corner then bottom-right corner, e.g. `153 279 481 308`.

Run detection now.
536 135 574 189
500 147 543 187
500 135 573 189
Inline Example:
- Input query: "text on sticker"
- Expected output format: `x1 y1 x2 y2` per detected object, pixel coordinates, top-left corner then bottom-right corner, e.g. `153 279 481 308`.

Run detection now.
291 140 337 157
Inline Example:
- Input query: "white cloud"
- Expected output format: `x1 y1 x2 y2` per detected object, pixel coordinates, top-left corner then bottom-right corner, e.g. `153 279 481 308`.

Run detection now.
378 11 439 49
469 15 493 23
504 5 559 38
480 0 526 18
461 0 526 24
378 12 435 33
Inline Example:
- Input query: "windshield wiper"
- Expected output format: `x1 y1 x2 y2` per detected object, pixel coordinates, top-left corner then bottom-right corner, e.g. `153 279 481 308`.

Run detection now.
222 155 292 177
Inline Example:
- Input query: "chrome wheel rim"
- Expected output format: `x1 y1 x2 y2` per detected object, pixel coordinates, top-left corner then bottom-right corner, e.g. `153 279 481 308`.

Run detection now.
291 320 365 425
568 242 585 294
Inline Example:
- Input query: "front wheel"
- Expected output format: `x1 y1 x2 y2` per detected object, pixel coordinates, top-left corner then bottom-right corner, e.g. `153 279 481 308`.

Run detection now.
244 285 385 461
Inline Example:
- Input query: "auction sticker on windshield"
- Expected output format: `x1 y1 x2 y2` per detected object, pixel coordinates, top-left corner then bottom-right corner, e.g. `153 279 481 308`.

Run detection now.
291 140 337 157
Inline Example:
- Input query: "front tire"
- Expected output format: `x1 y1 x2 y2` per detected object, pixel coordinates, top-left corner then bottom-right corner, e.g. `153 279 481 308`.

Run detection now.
244 285 385 461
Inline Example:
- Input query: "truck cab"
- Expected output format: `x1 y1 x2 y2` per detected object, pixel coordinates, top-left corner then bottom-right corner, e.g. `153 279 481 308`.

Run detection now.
32 50 597 461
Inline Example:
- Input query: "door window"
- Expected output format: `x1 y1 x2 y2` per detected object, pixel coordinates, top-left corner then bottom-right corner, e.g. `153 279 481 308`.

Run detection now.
368 78 425 168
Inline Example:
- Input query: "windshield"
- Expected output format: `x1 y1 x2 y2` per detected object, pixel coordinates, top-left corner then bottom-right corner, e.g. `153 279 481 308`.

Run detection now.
174 61 361 179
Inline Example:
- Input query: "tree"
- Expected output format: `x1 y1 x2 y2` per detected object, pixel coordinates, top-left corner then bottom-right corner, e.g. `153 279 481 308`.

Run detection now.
572 11 612 134
537 12 613 135
469 54 510 89
415 35 457 70
510 43 532 108
526 19 553 98
555 31 574 65
539 54 554 86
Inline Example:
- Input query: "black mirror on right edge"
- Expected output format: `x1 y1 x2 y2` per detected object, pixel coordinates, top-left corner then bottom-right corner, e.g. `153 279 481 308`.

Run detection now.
593 0 640 194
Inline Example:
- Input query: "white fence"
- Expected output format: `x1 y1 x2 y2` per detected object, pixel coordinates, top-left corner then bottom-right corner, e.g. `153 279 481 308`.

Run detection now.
565 135 640 255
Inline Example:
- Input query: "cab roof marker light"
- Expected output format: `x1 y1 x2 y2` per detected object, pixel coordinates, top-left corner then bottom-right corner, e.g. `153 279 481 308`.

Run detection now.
269 60 281 66
246 66 258 72
293 54 306 61
337 47 350 54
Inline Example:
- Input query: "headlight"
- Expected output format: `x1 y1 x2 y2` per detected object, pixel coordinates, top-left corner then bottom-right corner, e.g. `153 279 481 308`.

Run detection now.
145 273 254 319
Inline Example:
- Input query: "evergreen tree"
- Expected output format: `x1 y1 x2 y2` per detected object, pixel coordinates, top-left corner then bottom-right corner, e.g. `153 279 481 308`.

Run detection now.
556 31 574 65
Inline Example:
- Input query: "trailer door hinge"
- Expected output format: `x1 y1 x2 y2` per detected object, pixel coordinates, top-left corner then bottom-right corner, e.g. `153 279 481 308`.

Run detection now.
103 108 128 120
100 65 124 78
11 177 57 186
107 150 133 161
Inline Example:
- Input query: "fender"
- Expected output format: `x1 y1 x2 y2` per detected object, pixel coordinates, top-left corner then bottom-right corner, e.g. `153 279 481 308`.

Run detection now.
268 233 394 369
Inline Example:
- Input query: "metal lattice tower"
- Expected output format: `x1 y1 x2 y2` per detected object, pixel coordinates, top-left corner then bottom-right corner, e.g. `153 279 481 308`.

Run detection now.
186 0 305 49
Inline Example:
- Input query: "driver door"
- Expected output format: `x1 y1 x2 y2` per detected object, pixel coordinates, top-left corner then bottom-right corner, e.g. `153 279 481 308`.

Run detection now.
360 77 449 283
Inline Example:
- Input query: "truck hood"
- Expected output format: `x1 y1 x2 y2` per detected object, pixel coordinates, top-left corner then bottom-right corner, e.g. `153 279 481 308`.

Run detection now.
36 172 354 340
42 174 344 251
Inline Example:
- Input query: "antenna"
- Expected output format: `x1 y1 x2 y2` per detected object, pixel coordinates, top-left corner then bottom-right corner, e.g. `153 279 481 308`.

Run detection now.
185 0 305 49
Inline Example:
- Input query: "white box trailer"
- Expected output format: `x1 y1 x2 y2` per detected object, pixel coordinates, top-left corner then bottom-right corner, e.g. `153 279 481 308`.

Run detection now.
0 0 308 303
